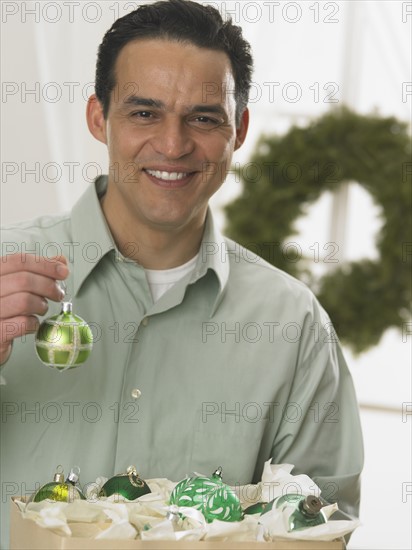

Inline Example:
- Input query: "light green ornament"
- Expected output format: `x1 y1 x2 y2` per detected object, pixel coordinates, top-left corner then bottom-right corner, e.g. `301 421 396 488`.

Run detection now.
169 467 243 523
30 466 86 503
35 281 93 371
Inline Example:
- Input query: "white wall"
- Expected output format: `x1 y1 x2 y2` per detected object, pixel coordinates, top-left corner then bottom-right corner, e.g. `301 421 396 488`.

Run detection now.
2 1 411 547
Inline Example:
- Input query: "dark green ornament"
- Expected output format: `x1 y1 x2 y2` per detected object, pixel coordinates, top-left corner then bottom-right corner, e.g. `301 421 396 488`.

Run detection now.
99 466 151 500
169 466 243 523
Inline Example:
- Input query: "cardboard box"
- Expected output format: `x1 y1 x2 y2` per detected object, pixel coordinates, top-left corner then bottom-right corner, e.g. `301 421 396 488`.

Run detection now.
10 499 344 550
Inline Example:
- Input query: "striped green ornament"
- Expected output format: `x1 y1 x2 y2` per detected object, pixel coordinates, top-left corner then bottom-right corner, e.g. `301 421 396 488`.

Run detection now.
35 301 93 371
169 467 243 523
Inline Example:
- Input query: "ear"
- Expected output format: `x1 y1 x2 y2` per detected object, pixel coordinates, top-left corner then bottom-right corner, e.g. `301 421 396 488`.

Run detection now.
234 108 249 151
86 94 107 145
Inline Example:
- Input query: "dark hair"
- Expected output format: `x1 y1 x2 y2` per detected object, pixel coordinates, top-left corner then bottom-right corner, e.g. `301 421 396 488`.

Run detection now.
95 0 253 125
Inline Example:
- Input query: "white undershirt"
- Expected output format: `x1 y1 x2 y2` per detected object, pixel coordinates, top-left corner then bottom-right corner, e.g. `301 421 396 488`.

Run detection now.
144 253 199 302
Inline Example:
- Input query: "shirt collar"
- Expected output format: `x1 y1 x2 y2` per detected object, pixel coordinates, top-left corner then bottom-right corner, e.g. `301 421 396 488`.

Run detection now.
70 175 115 296
194 209 230 295
70 176 230 300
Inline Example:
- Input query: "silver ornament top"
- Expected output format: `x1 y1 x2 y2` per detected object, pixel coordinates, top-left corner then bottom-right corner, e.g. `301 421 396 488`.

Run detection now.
166 504 179 524
59 280 73 313
66 466 81 485
53 465 65 483
61 301 73 314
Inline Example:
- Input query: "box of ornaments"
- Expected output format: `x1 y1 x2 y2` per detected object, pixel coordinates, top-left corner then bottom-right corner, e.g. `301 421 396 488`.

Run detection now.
10 461 357 549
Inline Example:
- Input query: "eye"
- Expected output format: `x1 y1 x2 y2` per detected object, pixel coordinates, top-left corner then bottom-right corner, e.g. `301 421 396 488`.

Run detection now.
189 115 224 130
127 110 159 125
130 111 153 119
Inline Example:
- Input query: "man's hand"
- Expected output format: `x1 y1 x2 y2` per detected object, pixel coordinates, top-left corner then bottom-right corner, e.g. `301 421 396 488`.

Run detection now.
0 254 69 365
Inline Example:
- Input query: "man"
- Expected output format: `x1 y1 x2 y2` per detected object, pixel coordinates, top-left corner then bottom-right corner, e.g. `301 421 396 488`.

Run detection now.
0 0 363 546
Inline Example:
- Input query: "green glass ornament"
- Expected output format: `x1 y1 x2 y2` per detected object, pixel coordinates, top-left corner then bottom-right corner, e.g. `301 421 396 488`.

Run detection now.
169 466 243 523
244 501 270 515
31 466 86 503
35 285 93 371
262 493 326 531
99 466 151 500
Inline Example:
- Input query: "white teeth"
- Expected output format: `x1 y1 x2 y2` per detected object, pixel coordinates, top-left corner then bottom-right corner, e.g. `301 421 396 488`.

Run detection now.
146 169 188 181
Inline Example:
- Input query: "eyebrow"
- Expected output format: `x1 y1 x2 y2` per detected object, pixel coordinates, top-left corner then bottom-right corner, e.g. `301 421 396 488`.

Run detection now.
124 96 164 109
190 104 227 117
123 96 228 117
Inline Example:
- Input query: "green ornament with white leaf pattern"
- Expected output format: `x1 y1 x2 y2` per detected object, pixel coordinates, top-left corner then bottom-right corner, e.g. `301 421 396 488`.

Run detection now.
169 467 243 523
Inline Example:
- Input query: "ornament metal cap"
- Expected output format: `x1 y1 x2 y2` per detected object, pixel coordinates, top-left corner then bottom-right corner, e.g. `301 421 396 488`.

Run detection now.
61 301 72 314
302 495 323 515
60 281 72 313
53 472 65 483
166 504 179 524
53 465 65 483
126 465 145 488
66 466 81 485
213 466 223 479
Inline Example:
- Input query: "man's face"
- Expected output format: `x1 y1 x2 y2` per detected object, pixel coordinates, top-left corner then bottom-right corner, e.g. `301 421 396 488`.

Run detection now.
88 38 248 233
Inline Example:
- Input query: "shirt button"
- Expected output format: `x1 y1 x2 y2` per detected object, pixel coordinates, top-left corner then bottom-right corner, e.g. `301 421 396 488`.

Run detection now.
131 388 142 399
141 317 149 326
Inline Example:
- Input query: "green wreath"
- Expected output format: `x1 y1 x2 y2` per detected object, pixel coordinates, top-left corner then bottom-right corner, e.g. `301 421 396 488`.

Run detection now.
225 107 411 353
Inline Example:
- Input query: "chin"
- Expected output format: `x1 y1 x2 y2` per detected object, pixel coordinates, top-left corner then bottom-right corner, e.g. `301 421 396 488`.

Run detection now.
144 212 192 230
144 203 198 224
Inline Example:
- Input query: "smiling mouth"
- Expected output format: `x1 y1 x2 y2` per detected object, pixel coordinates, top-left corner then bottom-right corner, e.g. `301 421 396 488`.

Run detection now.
143 168 197 188
145 169 190 181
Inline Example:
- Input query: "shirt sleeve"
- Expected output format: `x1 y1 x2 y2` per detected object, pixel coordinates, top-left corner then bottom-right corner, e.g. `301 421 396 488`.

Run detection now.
269 308 364 524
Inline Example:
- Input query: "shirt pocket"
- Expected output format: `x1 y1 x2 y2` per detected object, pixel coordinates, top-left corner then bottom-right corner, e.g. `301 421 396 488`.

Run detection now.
188 408 268 486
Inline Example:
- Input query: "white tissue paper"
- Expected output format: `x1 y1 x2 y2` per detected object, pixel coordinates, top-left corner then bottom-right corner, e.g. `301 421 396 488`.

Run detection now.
22 501 72 536
17 460 360 541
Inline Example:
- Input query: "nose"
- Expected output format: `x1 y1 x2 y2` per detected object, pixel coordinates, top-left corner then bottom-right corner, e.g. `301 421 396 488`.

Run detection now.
151 116 195 159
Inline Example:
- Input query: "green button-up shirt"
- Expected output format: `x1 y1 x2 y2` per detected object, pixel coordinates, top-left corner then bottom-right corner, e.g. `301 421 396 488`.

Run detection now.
0 176 363 547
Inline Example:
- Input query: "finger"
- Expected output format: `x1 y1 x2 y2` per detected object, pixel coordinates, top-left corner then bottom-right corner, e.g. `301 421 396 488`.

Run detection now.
0 254 69 279
0 315 40 344
53 255 68 265
0 292 49 319
0 272 65 301
0 343 12 366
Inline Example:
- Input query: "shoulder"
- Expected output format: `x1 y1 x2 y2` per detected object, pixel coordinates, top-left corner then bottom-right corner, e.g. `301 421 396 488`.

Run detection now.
225 237 313 294
222 237 331 325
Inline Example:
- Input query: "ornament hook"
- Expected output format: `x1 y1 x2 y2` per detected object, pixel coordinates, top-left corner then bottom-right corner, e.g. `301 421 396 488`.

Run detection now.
59 279 70 301
127 465 145 488
58 279 72 313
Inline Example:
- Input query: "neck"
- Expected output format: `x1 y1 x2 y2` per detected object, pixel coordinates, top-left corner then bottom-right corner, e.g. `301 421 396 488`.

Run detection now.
101 193 205 270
